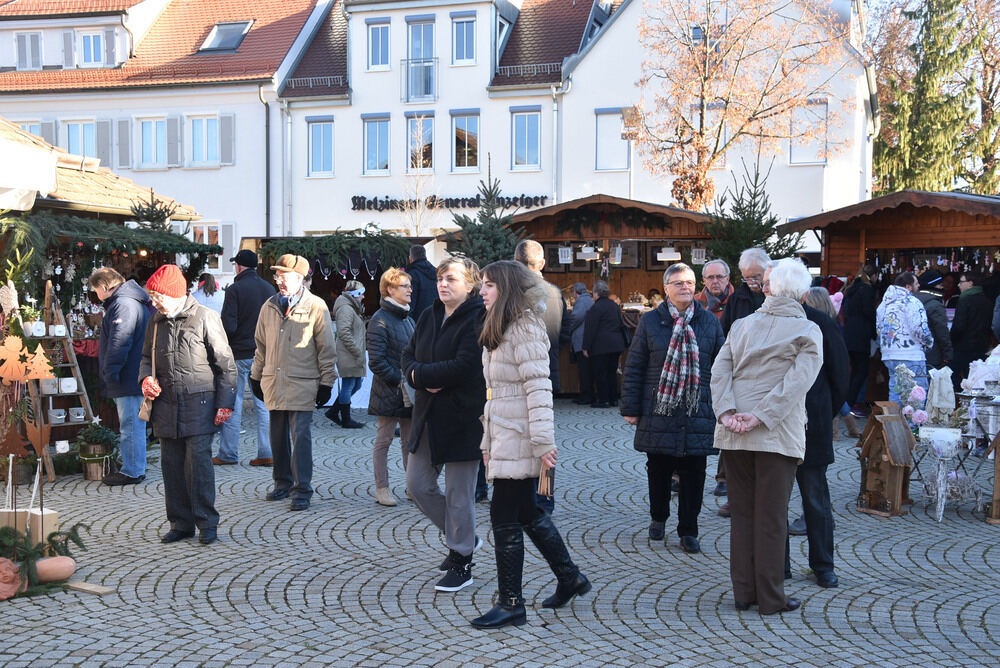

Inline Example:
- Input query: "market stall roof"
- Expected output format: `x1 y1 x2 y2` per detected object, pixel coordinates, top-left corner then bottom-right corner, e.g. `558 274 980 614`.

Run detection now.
0 117 199 220
776 190 1000 235
513 193 712 226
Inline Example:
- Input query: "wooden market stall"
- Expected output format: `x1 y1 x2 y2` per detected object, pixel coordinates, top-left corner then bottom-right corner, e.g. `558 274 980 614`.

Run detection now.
776 190 1000 279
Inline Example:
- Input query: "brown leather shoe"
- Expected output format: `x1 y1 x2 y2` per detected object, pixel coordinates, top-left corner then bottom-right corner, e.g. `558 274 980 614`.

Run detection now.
718 502 731 518
249 458 273 467
212 457 237 465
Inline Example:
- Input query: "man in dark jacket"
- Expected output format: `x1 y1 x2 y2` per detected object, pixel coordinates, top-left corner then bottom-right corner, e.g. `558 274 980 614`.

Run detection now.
140 264 237 545
720 248 770 336
407 245 438 320
514 240 571 392
569 283 595 404
621 263 725 554
916 270 953 369
89 267 152 487
217 250 276 467
582 281 627 408
951 271 995 390
786 302 849 588
843 267 877 413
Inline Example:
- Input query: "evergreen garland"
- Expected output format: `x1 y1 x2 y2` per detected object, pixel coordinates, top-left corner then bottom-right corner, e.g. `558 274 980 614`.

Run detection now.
259 224 410 271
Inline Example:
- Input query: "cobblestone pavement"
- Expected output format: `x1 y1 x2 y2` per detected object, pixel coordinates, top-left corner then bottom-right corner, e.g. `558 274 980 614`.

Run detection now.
3 401 999 667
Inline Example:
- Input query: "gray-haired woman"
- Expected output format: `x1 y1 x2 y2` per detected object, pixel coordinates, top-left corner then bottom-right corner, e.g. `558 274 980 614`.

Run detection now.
710 258 823 615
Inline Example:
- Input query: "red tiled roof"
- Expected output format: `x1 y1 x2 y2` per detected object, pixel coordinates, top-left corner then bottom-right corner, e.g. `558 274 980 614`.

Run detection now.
0 116 199 219
0 0 318 92
491 0 593 87
282 0 348 98
0 0 143 17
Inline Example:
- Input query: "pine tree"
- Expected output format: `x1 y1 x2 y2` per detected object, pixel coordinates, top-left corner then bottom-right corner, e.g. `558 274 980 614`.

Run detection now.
443 170 525 267
874 0 978 192
704 160 804 279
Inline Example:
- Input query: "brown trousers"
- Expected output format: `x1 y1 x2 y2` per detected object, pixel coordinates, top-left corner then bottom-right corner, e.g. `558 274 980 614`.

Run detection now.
723 449 798 614
373 417 411 489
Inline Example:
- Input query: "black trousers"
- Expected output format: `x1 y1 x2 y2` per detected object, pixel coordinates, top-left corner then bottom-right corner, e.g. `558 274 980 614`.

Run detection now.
788 464 835 576
646 453 707 537
491 478 545 527
847 350 870 406
576 354 595 403
591 352 619 404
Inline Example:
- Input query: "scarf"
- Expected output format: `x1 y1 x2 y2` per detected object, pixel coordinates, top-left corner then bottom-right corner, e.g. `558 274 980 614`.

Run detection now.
385 297 410 311
702 285 731 313
654 301 700 416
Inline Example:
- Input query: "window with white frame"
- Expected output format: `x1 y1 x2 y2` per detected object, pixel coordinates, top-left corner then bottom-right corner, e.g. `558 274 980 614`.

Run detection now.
308 119 334 176
452 113 479 170
452 15 475 64
364 116 390 174
15 33 41 70
140 118 167 167
407 115 433 171
191 222 221 271
595 109 629 170
190 116 219 164
66 121 96 157
406 21 435 100
80 31 103 66
19 122 41 136
511 109 540 169
789 99 828 164
368 20 389 70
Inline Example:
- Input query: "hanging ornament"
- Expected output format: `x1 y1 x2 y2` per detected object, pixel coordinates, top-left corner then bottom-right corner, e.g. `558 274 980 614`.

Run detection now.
64 263 76 283
54 264 62 276
42 260 54 278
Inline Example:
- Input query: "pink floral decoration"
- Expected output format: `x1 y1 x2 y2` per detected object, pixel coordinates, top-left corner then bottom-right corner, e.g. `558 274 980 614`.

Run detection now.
909 385 926 402
902 405 914 416
912 409 929 425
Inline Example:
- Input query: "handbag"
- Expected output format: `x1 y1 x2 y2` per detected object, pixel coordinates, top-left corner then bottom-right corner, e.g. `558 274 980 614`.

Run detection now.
138 322 157 422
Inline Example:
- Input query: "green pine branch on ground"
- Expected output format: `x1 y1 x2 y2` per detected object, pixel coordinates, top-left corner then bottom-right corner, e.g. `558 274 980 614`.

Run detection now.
704 159 804 281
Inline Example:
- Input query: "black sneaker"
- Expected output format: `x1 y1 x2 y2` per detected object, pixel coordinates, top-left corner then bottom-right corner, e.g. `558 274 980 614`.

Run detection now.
103 472 145 486
435 560 473 592
439 535 482 572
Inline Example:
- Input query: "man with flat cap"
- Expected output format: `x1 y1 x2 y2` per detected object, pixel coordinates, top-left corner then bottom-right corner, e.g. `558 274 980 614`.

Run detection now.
217 249 276 466
250 254 338 510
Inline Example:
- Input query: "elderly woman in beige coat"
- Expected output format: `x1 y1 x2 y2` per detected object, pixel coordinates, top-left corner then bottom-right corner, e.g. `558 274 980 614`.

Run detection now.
710 258 823 616
328 280 368 428
470 261 591 630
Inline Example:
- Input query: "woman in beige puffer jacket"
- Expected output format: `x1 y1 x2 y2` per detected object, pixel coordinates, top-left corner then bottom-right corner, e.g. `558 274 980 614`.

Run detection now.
470 261 591 630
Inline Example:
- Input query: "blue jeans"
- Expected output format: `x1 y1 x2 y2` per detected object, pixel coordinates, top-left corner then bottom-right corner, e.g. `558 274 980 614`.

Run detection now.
338 376 363 404
886 359 928 404
218 358 271 461
114 395 147 478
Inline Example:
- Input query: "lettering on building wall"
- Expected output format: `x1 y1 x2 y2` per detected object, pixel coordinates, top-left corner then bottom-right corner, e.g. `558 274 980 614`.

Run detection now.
350 194 548 212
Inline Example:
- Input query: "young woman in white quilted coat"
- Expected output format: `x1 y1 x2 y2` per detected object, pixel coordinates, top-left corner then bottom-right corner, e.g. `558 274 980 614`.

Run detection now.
470 261 591 629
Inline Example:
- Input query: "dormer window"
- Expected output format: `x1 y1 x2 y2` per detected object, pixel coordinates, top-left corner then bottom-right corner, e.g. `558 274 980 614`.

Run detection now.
200 21 252 52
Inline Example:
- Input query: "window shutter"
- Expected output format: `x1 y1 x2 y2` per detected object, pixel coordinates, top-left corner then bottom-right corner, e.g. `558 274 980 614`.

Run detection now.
63 31 75 68
220 223 236 268
40 120 56 145
166 116 182 167
116 119 131 168
104 28 116 65
29 34 40 68
16 34 27 70
171 223 190 269
95 120 112 166
219 113 235 165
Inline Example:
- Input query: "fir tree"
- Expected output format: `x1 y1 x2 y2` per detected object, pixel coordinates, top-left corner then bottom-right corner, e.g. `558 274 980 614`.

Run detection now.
444 170 526 267
874 0 978 192
704 160 804 280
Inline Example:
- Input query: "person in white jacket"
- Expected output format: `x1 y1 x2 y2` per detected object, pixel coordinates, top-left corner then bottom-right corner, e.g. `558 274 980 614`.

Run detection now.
876 272 933 402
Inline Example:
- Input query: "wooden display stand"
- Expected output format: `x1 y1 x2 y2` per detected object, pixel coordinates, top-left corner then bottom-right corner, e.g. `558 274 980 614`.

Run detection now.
858 412 915 517
984 433 1000 525
24 282 98 482
855 401 901 448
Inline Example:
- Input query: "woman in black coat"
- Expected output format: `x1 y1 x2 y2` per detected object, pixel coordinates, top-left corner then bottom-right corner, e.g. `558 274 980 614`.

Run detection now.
842 269 876 409
401 257 486 592
366 267 416 507
621 264 725 554
582 280 628 407
950 271 994 389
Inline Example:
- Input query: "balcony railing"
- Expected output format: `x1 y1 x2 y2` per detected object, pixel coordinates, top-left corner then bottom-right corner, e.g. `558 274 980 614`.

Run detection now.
286 75 346 89
401 57 438 102
496 62 561 78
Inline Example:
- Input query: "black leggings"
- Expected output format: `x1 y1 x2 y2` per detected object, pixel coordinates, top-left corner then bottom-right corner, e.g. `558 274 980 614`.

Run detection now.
491 478 544 527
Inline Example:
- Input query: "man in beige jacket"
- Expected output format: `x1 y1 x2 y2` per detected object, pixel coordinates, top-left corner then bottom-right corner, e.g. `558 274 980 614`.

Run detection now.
250 254 338 511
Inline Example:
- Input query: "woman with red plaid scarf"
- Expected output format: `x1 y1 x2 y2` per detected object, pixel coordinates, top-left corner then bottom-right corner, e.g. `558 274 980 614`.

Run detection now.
620 263 725 555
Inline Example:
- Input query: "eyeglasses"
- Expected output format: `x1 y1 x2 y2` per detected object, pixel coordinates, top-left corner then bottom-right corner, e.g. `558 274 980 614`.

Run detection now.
742 274 763 284
703 274 728 281
396 283 412 290
666 280 696 288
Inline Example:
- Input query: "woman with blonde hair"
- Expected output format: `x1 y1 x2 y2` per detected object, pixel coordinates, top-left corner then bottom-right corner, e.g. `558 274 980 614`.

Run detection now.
471 260 590 628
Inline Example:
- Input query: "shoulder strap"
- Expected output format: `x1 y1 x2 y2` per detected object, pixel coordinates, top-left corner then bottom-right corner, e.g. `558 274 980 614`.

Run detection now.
151 322 158 377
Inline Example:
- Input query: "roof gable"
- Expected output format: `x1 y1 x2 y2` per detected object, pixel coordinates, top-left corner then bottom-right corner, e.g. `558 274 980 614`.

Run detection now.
491 0 595 87
282 0 347 98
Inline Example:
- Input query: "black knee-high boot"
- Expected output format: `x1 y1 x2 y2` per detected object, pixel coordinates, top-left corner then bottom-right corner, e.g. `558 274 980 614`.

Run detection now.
524 513 592 609
470 524 527 628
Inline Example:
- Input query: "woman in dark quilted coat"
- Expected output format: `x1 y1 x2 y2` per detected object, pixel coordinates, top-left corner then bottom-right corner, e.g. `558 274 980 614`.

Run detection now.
366 267 416 507
621 263 725 554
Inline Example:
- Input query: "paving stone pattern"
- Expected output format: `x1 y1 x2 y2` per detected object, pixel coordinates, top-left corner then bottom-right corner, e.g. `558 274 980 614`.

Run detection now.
2 401 999 666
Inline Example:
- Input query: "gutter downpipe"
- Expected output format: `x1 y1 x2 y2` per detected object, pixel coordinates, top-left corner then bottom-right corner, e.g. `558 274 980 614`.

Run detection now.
259 85 272 238
550 78 571 205
120 14 135 57
280 98 292 237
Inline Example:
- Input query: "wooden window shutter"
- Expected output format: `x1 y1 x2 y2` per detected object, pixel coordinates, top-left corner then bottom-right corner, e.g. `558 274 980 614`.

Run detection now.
220 223 236 266
16 34 27 70
219 113 235 165
95 120 112 166
40 121 57 145
116 119 131 168
63 31 75 68
29 34 40 69
104 28 116 65
166 116 182 167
